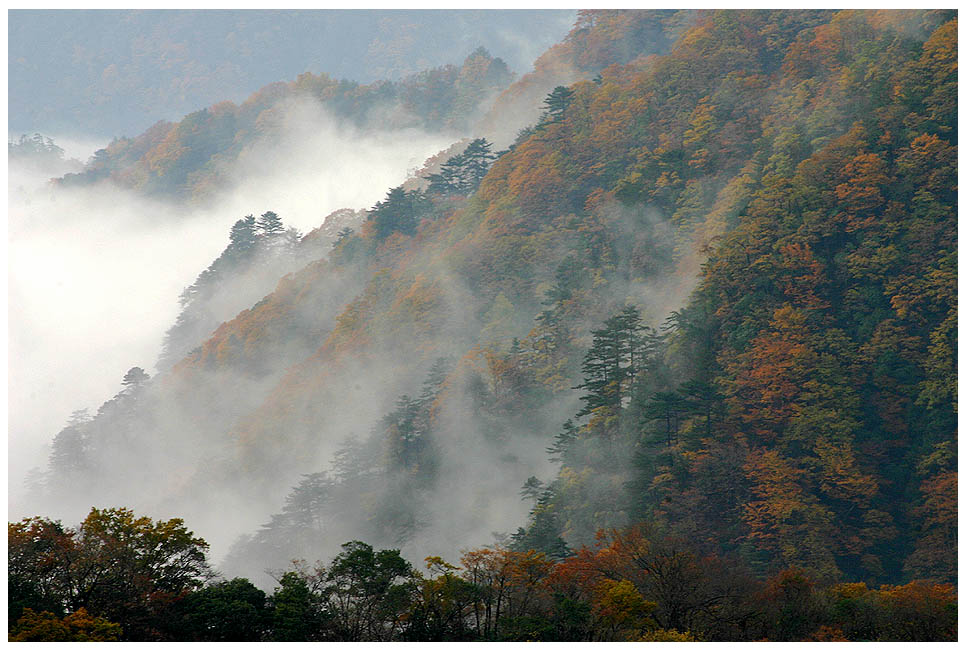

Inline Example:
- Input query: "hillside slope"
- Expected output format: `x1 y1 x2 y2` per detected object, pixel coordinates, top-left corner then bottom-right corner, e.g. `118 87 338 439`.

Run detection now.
56 48 514 200
34 10 956 591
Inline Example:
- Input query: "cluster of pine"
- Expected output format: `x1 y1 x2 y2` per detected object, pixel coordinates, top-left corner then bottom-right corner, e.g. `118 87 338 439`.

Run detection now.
8 508 956 641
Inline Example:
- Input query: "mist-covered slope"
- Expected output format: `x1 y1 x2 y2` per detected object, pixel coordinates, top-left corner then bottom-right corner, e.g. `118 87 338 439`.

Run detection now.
54 48 514 200
478 9 695 145
27 8 956 598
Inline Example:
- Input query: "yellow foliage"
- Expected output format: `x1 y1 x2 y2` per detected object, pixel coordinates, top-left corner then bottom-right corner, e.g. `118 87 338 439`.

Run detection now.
10 608 123 642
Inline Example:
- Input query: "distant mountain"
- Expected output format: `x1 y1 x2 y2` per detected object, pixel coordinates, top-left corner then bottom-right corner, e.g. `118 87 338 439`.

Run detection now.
54 48 514 200
9 9 575 138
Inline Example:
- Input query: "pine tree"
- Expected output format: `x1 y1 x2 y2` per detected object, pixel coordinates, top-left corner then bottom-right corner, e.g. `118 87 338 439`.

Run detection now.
574 306 653 418
369 187 428 240
121 367 150 391
546 419 579 464
257 211 285 240
460 138 497 190
419 358 451 404
47 409 93 490
426 139 496 196
281 473 334 531
520 476 545 502
541 86 575 124
228 215 259 259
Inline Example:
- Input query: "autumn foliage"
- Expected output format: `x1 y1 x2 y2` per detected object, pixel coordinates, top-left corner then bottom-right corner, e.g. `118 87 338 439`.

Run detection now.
27 9 957 641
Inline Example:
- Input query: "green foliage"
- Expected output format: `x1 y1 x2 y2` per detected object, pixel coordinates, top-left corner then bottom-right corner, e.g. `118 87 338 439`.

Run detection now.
8 508 211 640
29 11 957 642
367 186 430 241
322 541 417 640
540 86 575 124
494 8 959 587
158 209 305 369
55 45 515 198
403 557 477 640
10 510 958 641
8 133 68 165
427 138 497 196
574 306 661 419
256 210 285 239
176 578 269 641
270 571 326 641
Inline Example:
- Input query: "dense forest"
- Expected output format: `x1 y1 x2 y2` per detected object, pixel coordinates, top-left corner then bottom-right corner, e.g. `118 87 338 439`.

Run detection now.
10 9 957 641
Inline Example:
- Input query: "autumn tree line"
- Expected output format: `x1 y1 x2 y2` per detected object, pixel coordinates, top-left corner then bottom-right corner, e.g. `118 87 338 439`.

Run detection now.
8 508 956 641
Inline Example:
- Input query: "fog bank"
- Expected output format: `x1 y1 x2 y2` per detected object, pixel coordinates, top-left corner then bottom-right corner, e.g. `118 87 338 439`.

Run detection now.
8 104 453 518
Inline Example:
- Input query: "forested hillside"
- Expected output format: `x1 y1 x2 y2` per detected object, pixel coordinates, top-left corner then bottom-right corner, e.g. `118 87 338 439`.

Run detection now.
56 47 513 199
13 9 956 642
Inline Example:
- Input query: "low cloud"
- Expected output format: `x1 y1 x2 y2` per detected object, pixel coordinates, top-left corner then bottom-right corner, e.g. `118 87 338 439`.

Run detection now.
7 101 453 518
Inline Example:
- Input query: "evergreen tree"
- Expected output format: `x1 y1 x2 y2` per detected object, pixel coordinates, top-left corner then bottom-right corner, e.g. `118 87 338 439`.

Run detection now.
426 139 496 196
427 154 467 195
281 473 334 531
257 211 286 240
574 306 654 418
227 215 259 260
385 395 426 473
120 367 150 391
509 484 572 560
334 227 355 247
520 476 545 503
643 391 688 447
546 419 579 464
460 138 497 190
47 409 93 491
369 187 428 240
541 86 575 124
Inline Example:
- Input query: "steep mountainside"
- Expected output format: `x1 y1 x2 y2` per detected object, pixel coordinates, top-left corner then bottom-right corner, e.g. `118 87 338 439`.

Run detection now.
34 9 955 594
478 9 696 145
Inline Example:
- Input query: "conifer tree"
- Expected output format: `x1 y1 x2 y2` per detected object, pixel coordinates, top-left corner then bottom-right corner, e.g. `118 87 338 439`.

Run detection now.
575 306 654 417
426 139 496 196
369 187 428 240
546 419 579 464
226 215 259 260
257 211 285 239
121 367 150 391
541 86 575 123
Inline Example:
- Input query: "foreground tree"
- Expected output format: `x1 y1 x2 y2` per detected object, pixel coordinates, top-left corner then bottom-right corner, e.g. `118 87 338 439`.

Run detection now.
9 507 211 640
9 608 122 642
321 541 416 641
